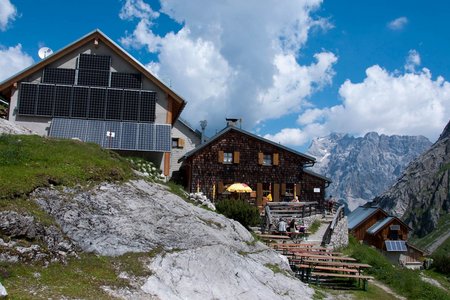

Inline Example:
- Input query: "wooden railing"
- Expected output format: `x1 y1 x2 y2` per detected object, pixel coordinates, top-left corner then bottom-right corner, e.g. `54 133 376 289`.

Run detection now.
265 201 319 219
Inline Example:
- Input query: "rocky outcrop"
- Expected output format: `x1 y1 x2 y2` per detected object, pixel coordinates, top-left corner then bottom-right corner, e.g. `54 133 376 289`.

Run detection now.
308 132 432 210
374 121 450 237
0 211 76 263
31 180 314 299
0 118 34 135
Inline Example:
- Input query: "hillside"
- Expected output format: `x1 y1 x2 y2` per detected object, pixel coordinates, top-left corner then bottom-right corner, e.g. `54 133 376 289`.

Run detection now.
308 132 431 211
374 120 450 240
0 123 313 299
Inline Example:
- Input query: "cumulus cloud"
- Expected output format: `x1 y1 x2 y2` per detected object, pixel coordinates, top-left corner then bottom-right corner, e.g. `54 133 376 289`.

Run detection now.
387 17 408 30
0 44 34 81
0 0 17 31
119 0 336 131
295 65 450 143
404 49 421 72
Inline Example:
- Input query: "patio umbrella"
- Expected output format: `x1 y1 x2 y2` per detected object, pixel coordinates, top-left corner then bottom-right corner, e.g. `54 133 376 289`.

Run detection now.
226 183 253 193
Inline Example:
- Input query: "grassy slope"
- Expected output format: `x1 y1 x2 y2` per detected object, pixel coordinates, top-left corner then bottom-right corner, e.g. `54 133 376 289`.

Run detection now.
410 213 450 252
0 134 133 200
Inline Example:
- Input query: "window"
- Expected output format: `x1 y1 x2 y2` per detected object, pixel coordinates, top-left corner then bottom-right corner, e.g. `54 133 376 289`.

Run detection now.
263 154 272 166
223 152 233 163
172 138 184 148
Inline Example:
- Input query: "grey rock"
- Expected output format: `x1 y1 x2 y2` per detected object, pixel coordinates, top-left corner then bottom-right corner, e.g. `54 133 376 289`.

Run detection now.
374 120 450 238
0 282 7 298
308 132 431 210
32 180 314 299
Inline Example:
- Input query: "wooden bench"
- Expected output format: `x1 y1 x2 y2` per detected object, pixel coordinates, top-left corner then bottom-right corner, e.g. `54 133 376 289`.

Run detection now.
311 272 373 290
302 259 371 269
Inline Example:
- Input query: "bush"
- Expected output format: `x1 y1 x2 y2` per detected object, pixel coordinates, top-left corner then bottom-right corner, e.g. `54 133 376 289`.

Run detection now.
215 199 260 229
431 253 450 275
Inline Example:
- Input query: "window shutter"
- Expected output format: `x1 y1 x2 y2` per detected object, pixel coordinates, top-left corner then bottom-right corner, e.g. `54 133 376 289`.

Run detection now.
218 181 224 193
273 183 280 201
295 183 301 199
281 183 286 196
233 151 240 163
218 151 224 163
273 153 279 166
258 152 263 165
257 183 263 201
178 138 185 148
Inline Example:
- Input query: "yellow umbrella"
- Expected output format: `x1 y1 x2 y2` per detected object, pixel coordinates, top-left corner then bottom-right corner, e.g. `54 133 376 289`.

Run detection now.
226 183 252 193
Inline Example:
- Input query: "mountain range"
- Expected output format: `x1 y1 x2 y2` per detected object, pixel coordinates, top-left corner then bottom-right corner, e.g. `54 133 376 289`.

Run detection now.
307 132 432 211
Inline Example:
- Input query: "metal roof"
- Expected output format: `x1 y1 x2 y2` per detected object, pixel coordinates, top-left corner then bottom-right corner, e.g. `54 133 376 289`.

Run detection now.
347 206 379 230
179 126 317 163
302 168 332 183
367 217 393 235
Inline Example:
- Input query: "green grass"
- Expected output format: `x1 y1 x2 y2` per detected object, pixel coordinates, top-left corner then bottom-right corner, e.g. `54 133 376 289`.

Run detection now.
312 283 399 300
0 134 134 200
343 236 450 300
410 213 450 252
308 219 321 234
0 249 163 299
164 180 189 201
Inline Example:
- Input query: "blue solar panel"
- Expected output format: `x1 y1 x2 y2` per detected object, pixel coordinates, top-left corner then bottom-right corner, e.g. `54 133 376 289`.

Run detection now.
385 240 407 252
49 118 171 152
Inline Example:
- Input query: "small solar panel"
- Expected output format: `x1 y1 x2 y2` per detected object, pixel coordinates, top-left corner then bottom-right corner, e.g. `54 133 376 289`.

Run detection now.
88 87 106 119
111 72 141 89
121 122 138 149
385 240 407 252
42 68 76 85
78 69 110 87
78 54 110 70
54 85 72 117
122 90 139 121
138 122 153 150
18 83 38 115
140 91 156 122
154 124 171 151
36 84 55 116
71 86 89 118
103 121 121 149
84 119 105 145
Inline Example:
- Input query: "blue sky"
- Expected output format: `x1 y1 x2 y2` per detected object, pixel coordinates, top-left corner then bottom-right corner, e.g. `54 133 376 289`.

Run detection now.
1 0 449 152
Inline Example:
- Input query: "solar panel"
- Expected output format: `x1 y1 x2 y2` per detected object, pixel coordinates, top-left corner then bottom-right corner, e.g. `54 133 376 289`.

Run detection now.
385 240 407 252
77 69 110 87
54 85 72 117
78 54 111 70
18 83 38 115
71 86 89 118
121 122 138 149
50 118 171 152
88 87 106 119
111 72 141 89
122 90 139 121
36 84 55 116
105 88 123 120
140 91 156 122
42 68 76 85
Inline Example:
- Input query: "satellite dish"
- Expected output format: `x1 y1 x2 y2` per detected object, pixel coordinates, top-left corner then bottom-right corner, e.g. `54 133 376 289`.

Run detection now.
38 47 53 59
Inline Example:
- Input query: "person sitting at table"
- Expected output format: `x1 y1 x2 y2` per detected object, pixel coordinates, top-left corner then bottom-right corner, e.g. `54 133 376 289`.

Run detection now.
278 218 287 234
288 219 298 233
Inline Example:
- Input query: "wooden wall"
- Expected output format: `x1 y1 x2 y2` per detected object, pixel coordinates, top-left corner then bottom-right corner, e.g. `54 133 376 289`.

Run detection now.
351 210 388 241
182 129 328 204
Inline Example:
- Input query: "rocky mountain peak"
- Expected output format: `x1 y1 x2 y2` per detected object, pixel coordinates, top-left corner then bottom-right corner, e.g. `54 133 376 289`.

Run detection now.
308 132 432 211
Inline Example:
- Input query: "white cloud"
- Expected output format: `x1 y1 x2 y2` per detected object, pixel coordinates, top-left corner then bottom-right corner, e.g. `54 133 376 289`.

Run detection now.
119 0 159 20
119 0 336 131
0 0 17 31
404 49 421 72
0 44 34 81
387 17 408 30
295 65 450 143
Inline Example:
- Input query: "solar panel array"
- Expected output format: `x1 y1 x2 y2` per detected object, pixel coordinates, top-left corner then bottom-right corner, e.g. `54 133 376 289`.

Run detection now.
385 240 407 252
42 68 76 85
78 54 111 70
111 72 141 89
18 82 156 122
78 69 110 87
49 118 171 152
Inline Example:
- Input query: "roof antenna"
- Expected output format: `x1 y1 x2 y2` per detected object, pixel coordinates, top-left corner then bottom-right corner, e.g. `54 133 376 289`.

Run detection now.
200 120 207 144
38 47 53 59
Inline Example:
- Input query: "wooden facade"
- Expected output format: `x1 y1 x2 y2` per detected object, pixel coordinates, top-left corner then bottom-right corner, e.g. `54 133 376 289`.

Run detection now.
349 208 388 241
179 126 331 207
367 217 410 250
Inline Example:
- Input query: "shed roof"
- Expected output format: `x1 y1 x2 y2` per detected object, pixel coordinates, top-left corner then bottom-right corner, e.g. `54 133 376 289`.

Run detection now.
0 29 186 123
347 206 382 231
302 168 332 183
179 125 316 163
367 217 394 235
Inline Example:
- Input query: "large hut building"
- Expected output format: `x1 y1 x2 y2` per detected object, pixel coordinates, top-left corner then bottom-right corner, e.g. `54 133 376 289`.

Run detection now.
179 122 331 208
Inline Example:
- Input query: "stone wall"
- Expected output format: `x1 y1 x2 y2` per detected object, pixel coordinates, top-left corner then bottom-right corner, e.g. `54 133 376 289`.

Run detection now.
328 216 349 249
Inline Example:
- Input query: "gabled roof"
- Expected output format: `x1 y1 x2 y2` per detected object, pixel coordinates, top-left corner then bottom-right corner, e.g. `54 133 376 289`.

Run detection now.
0 29 186 122
179 125 316 163
302 168 332 183
176 118 201 137
347 206 387 231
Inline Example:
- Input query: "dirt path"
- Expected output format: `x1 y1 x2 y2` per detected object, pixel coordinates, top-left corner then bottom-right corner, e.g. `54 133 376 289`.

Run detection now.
426 229 450 253
370 280 406 300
